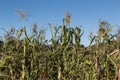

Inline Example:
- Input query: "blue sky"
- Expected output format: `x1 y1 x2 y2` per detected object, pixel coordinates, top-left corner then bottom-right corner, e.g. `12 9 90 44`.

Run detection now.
0 0 120 46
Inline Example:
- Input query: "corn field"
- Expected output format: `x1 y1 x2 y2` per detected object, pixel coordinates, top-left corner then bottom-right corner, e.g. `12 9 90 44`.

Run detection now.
0 13 120 80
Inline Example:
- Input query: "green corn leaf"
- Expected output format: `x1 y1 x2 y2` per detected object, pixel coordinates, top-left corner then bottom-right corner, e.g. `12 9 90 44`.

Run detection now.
90 36 96 46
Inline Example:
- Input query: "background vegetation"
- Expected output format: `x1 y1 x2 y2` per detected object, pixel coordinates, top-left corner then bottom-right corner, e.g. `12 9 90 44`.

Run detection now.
0 12 120 80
